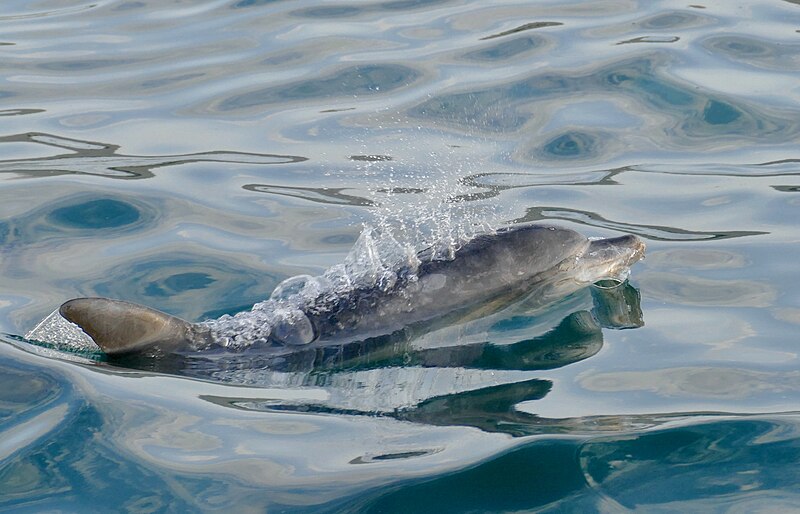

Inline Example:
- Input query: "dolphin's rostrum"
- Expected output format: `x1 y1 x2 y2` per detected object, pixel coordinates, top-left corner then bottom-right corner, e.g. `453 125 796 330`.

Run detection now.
44 223 645 356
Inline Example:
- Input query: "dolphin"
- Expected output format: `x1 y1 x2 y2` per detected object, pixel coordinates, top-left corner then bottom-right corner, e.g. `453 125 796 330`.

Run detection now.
39 223 645 357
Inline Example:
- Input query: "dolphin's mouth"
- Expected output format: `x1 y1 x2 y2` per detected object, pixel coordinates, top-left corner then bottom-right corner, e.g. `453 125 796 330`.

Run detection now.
575 234 646 284
592 278 625 289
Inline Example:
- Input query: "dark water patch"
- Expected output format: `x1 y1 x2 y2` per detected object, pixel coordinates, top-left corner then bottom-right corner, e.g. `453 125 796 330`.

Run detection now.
512 206 768 241
480 21 563 41
243 184 374 206
333 440 584 513
0 358 66 422
231 0 282 8
540 131 601 160
702 99 741 125
409 89 529 132
607 64 694 107
617 35 680 45
462 36 544 62
89 253 277 321
0 354 91 511
703 35 800 70
144 272 215 298
580 417 800 510
0 194 155 246
637 11 708 29
47 199 141 230
0 222 10 246
0 379 197 513
708 36 773 57
679 99 789 139
39 59 138 72
217 64 420 112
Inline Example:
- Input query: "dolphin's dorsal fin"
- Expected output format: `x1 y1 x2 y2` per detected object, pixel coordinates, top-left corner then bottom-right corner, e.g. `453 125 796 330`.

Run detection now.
59 297 197 356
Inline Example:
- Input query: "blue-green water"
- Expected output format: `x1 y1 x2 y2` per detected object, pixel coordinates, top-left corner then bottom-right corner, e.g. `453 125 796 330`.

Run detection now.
2 0 800 511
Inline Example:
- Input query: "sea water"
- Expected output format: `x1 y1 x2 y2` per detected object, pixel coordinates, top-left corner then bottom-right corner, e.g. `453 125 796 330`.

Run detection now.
1 0 799 511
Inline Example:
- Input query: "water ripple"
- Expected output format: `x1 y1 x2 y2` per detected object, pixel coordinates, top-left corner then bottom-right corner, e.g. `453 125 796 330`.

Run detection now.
0 133 307 179
1 0 800 510
216 64 422 113
479 21 563 41
243 184 374 207
512 206 767 242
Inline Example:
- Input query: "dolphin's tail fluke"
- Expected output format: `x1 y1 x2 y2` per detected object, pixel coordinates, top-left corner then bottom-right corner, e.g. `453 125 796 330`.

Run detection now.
59 298 203 356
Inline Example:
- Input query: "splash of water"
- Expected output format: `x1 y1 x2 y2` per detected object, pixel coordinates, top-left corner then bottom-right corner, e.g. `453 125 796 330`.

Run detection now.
204 224 421 349
207 152 506 350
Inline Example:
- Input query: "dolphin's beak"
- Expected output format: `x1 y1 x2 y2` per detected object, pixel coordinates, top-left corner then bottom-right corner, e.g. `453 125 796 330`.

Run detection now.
605 234 646 267
578 234 646 283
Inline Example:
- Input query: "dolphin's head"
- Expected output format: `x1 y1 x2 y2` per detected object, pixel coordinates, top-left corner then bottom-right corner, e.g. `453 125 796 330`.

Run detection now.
572 234 646 285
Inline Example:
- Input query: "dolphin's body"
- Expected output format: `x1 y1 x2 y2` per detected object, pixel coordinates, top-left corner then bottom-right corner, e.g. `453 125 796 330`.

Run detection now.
38 224 645 357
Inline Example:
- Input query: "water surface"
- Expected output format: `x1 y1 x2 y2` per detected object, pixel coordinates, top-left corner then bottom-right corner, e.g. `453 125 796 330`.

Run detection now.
1 0 799 511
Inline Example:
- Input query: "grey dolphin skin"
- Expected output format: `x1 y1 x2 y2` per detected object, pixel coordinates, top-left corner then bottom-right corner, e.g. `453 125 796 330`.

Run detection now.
55 224 645 357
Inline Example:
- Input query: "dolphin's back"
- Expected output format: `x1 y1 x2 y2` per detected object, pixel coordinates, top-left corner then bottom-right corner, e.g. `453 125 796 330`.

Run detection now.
304 224 589 342
420 224 587 284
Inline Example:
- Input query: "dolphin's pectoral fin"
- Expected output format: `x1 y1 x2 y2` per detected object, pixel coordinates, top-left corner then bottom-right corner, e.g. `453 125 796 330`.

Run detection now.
59 297 197 356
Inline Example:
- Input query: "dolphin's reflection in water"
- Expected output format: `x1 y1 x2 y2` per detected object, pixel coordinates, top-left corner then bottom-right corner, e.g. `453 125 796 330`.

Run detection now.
177 282 644 437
